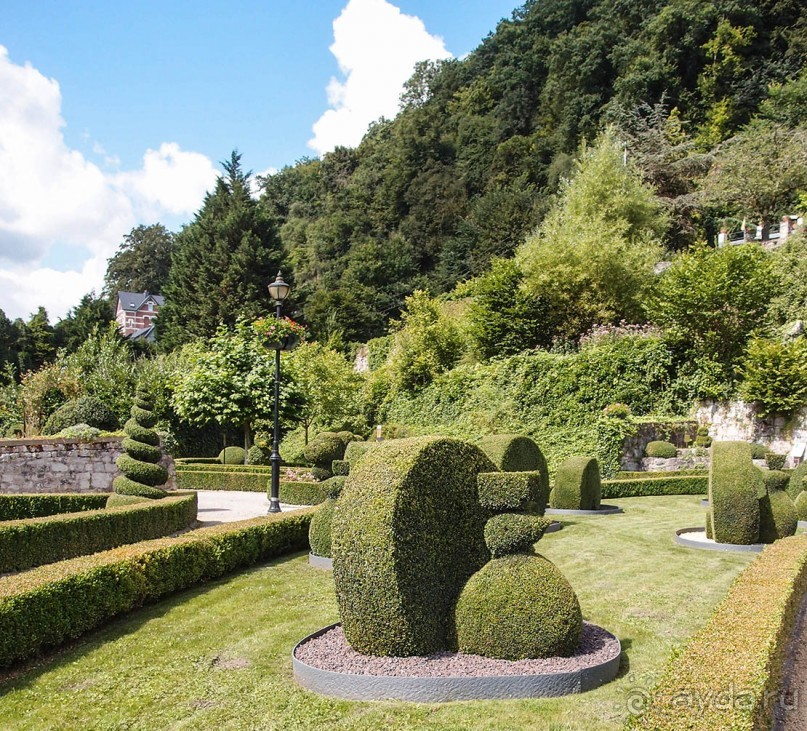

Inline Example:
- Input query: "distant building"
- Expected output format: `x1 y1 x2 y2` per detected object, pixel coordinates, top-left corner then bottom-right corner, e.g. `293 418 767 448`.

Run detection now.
115 291 165 341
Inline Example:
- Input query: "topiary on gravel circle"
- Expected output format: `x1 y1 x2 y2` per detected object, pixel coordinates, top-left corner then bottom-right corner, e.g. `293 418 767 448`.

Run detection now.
113 390 168 499
454 554 582 660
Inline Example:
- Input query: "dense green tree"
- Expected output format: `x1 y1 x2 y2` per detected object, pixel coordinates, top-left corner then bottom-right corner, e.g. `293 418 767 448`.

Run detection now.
0 310 19 379
159 152 283 349
54 293 115 353
767 231 807 327
517 130 665 341
103 224 175 297
16 308 55 373
739 336 807 418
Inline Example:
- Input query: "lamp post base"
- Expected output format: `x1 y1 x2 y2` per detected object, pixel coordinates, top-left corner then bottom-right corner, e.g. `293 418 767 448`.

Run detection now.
268 497 282 514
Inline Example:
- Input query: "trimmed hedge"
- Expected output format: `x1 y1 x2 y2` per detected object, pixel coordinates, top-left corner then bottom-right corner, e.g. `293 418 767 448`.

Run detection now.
454 554 582 660
344 441 376 465
332 436 495 657
765 453 787 471
309 498 337 558
174 469 326 504
331 459 350 476
303 434 345 468
614 469 706 479
177 463 274 473
0 494 108 522
0 493 198 573
796 491 807 521
627 535 807 731
601 475 708 499
709 441 761 545
759 489 798 543
551 456 602 510
477 435 548 486
645 441 677 458
477 472 546 515
0 509 313 669
763 470 791 494
42 396 119 435
483 514 551 557
106 494 149 508
787 461 807 501
322 476 346 499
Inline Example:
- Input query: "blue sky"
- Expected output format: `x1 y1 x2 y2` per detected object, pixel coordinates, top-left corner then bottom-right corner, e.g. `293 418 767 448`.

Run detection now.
0 0 518 321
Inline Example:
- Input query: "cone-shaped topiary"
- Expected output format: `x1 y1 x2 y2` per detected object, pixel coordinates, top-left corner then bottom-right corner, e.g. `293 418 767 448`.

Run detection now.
113 390 168 499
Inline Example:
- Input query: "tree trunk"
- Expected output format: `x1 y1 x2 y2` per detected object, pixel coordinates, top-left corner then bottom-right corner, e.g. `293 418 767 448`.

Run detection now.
243 422 251 465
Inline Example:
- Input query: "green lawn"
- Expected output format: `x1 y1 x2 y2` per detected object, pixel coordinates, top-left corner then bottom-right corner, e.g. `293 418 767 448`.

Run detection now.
0 496 754 730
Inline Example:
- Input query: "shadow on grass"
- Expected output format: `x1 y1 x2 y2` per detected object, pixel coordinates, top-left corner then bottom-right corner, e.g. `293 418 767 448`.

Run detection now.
0 549 309 695
616 638 633 679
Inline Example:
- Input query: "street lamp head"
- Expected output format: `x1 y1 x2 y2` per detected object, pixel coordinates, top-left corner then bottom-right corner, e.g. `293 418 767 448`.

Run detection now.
268 271 291 304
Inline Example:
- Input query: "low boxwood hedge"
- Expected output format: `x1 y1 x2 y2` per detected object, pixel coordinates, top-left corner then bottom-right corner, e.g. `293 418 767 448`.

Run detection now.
174 469 326 504
601 475 708 498
614 469 706 480
627 535 807 731
0 509 313 669
0 494 108 522
644 441 677 458
0 493 198 573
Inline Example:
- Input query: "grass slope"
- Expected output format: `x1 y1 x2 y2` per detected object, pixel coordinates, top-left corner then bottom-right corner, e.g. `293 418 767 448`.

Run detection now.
0 496 754 730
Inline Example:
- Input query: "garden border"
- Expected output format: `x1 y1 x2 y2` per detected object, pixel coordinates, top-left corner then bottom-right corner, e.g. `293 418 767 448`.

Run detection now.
546 505 623 516
674 527 765 553
292 623 621 701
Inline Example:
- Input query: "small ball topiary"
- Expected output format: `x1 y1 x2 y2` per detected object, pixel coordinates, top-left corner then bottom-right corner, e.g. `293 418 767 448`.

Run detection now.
786 462 807 501
454 554 582 660
765 453 787 471
708 442 760 545
551 457 601 510
483 514 552 557
43 396 119 435
645 441 677 458
309 498 337 558
795 490 807 522
219 446 246 465
758 489 798 543
477 435 549 489
113 390 167 499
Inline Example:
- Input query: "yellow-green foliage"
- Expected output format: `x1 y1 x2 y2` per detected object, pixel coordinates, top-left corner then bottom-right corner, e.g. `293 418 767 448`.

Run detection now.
483 514 552 557
787 461 807 501
601 474 707 498
0 510 313 669
331 437 495 656
476 471 547 515
709 441 761 544
309 498 337 558
0 494 107 521
758 489 797 542
0 493 197 573
477 434 549 490
454 554 582 660
551 456 602 510
627 535 807 731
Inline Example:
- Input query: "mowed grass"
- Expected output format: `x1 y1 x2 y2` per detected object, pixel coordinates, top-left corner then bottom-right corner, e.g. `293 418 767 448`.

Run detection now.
0 496 754 730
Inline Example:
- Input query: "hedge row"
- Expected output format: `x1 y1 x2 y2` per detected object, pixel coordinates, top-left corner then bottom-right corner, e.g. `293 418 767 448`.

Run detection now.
614 470 707 480
601 475 708 499
174 470 327 504
0 494 108 522
0 493 198 573
176 463 274 474
627 535 807 730
0 509 313 669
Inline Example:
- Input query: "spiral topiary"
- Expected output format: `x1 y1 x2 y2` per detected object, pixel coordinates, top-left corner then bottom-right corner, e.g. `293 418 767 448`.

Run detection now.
113 390 168 499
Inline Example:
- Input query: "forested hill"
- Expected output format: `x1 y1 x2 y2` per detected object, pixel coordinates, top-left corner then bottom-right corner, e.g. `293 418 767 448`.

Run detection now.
257 0 805 343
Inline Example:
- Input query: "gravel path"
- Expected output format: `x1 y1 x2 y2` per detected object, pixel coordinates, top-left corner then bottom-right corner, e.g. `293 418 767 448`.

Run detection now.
194 490 308 524
774 594 807 730
295 623 620 677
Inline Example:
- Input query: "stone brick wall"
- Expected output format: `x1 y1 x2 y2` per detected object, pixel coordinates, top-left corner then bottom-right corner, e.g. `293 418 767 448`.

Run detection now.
621 421 697 471
0 437 176 494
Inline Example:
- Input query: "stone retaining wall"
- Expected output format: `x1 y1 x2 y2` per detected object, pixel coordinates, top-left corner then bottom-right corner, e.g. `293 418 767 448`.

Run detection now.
621 421 697 471
0 437 176 493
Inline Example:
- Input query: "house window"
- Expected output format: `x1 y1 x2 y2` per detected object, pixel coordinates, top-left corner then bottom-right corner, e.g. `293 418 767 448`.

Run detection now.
147 301 154 312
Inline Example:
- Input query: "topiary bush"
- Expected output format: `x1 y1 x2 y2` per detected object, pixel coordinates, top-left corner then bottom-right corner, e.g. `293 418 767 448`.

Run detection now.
763 470 791 494
765 453 787 471
758 488 797 543
247 445 270 465
344 441 376 466
309 466 331 481
43 396 119 435
695 425 712 448
331 437 495 657
454 554 582 660
331 459 350 476
787 462 807 501
551 457 601 510
309 498 337 558
750 442 769 460
796 491 807 521
57 424 101 440
645 441 677 458
303 433 345 468
322 476 346 499
219 446 246 465
477 434 548 479
113 390 168 499
483 514 552 557
708 441 761 545
476 472 546 515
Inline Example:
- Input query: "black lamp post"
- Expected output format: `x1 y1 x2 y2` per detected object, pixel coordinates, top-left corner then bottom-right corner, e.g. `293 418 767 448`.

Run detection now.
267 271 291 514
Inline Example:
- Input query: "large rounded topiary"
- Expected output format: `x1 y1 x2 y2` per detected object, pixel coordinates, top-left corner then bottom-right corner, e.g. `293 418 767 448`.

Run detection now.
331 437 495 657
708 442 760 545
43 396 119 435
645 441 677 458
758 488 797 543
478 435 549 486
219 446 246 465
113 390 168 499
304 433 346 470
454 554 582 660
551 457 601 510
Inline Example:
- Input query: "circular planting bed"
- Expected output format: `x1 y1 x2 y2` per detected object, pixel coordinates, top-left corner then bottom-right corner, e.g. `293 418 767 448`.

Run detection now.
674 527 765 553
308 553 333 570
799 521 807 531
700 498 710 508
293 622 621 701
544 520 563 533
545 505 622 516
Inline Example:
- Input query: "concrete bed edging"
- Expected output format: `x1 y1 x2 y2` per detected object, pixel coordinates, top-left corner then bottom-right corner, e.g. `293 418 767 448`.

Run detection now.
292 623 622 702
545 505 623 516
674 527 765 553
308 520 562 571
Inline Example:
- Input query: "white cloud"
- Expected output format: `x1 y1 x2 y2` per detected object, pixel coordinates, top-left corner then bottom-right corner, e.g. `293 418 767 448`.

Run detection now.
308 0 452 155
0 45 219 321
